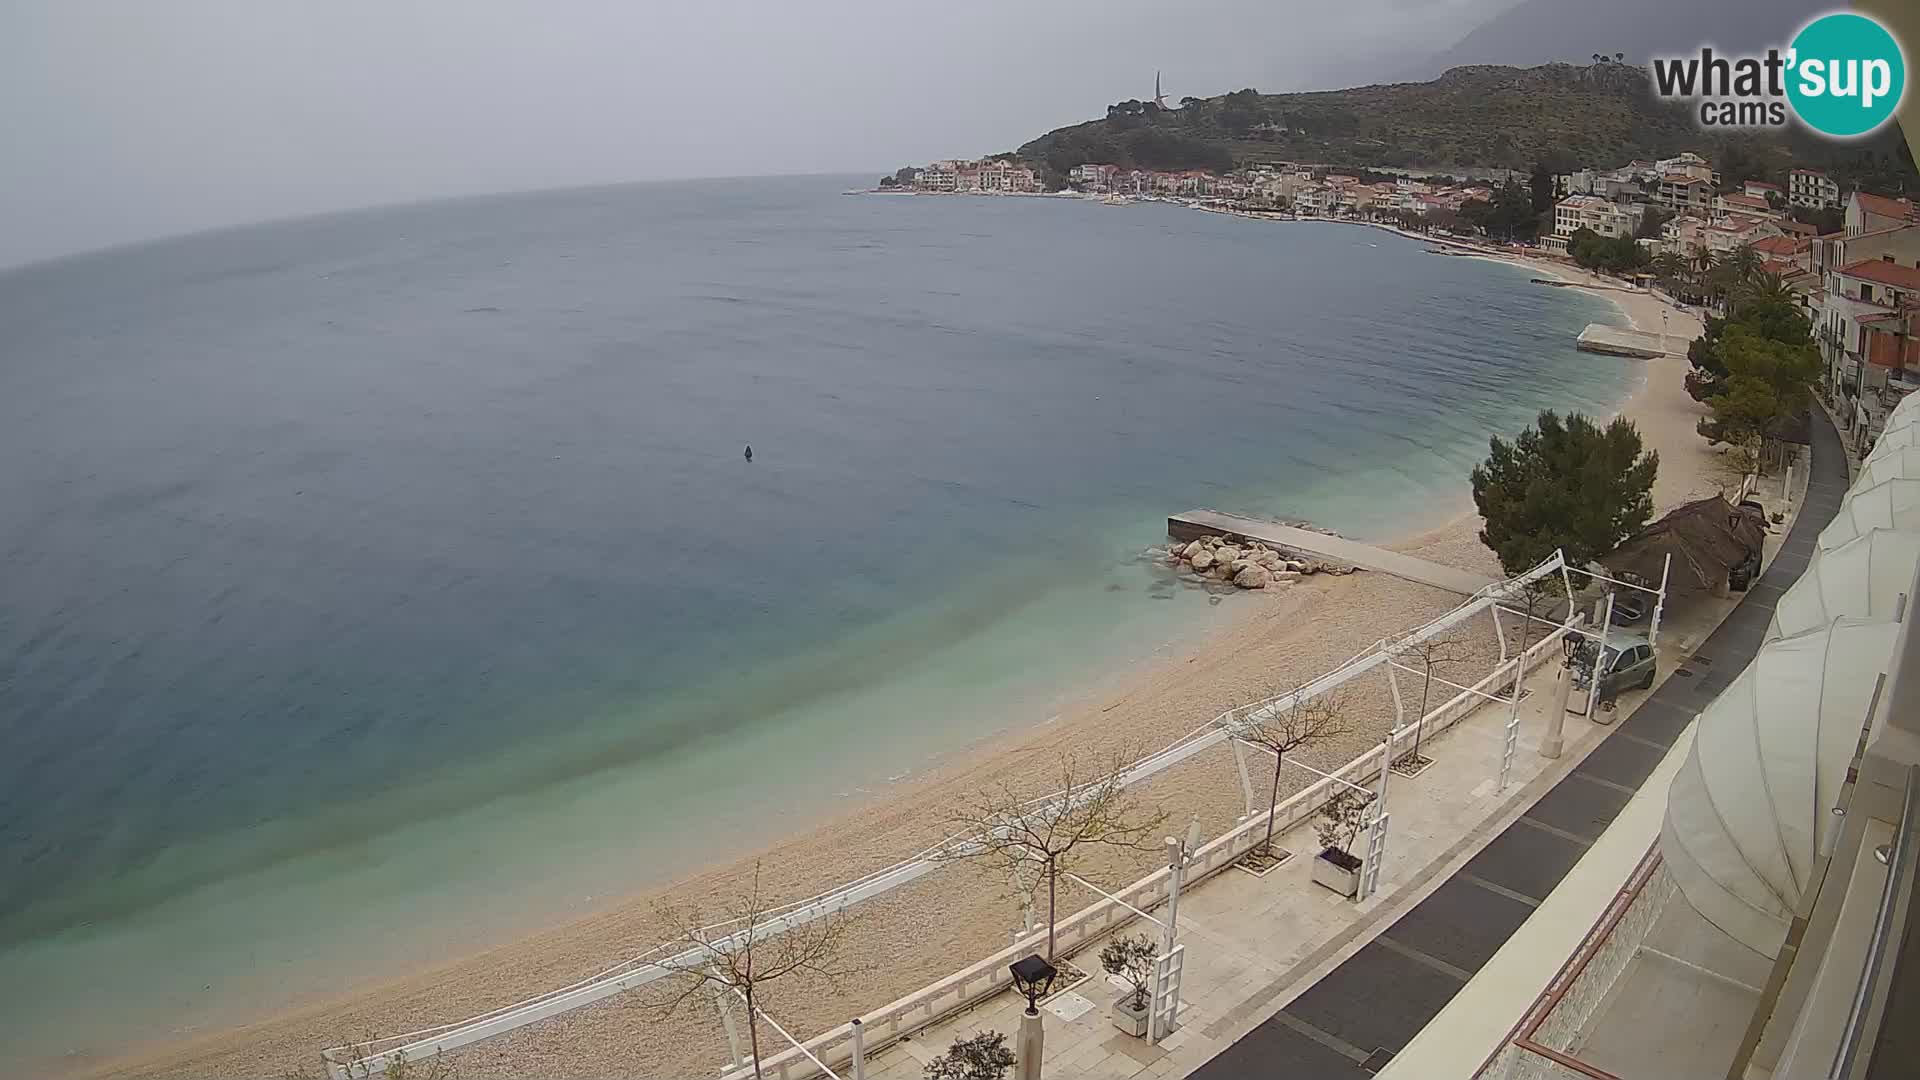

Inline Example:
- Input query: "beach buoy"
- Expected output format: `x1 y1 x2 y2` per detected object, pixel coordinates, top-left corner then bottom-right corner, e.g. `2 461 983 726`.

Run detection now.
744 445 753 462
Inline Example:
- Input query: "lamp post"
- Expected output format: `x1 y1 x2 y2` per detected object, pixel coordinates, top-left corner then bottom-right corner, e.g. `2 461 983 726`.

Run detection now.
1009 954 1058 1080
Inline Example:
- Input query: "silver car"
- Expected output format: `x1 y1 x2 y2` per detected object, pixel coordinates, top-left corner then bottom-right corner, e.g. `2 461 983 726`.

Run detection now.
1572 632 1657 702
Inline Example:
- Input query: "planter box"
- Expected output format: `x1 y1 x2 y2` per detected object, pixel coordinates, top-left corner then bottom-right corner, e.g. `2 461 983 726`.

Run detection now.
1111 995 1150 1037
1312 848 1362 898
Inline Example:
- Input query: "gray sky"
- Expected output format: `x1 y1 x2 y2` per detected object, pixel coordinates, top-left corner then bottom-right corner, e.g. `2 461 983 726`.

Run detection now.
0 0 1508 268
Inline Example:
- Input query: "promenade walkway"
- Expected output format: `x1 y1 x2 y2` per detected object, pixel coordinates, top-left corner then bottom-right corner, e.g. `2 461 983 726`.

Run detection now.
857 407 1841 1080
1188 403 1846 1078
1168 510 1496 596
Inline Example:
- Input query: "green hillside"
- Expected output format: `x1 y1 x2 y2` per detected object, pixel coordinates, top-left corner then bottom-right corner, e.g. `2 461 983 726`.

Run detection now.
1015 63 1914 189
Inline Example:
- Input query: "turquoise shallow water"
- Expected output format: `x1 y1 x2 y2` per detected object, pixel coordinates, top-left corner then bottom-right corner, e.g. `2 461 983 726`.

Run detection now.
0 178 1632 1067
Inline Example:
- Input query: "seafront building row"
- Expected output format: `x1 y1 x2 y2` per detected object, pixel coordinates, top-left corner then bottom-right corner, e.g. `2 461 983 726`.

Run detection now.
909 147 1920 496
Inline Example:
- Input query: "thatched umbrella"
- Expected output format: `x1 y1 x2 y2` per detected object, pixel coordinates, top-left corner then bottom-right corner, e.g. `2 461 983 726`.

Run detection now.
1605 495 1766 599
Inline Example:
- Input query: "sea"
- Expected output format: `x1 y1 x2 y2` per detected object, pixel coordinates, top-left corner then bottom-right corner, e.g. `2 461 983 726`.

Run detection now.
0 176 1634 1071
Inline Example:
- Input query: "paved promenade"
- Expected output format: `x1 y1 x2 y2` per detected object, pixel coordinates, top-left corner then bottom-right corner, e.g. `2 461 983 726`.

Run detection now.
1187 402 1844 1078
857 406 1842 1080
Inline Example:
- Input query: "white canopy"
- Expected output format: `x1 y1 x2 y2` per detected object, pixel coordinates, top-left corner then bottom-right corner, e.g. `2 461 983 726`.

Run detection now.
1854 445 1920 489
1768 528 1920 639
1661 618 1899 957
1869 420 1920 458
1884 389 1920 429
1818 479 1920 550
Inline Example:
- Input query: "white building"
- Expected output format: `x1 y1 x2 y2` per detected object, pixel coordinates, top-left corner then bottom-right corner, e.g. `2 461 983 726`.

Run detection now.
914 162 958 192
1656 173 1715 214
1545 194 1645 251
1790 167 1841 210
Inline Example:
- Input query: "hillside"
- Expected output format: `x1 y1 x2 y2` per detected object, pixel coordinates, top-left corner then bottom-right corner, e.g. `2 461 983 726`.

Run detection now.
1411 0 1824 80
1015 64 1914 187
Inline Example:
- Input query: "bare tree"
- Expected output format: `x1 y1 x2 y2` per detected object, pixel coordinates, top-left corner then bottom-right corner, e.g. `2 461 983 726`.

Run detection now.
1228 686 1356 860
939 749 1168 962
640 861 864 1079
1398 630 1471 764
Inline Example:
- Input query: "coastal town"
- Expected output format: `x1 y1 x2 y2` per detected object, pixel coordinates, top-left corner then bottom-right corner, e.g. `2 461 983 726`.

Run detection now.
884 150 1920 467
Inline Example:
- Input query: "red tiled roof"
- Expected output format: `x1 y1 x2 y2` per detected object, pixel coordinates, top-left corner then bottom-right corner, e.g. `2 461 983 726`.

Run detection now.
1752 235 1806 256
1721 193 1771 210
1838 258 1920 290
1746 181 1783 192
1855 192 1918 220
1779 220 1818 236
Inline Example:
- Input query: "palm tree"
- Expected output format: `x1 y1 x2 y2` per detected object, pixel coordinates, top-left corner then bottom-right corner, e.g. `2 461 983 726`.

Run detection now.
1691 246 1718 276
1732 270 1795 312
1652 251 1687 293
1724 242 1762 283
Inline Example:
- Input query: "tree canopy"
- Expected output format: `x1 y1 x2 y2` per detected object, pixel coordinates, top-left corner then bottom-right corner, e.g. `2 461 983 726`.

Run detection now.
1566 227 1651 273
1685 281 1813 403
1471 410 1659 575
1460 180 1541 242
1695 325 1820 450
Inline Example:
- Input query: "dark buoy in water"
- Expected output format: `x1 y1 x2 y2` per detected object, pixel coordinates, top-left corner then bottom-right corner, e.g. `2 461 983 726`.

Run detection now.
744 444 753 462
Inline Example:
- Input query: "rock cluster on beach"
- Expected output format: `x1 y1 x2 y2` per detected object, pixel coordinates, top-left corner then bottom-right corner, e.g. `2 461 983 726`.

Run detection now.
1164 534 1358 588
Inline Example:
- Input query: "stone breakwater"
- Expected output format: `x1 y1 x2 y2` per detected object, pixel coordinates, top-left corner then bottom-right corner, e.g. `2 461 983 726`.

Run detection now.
1164 533 1360 589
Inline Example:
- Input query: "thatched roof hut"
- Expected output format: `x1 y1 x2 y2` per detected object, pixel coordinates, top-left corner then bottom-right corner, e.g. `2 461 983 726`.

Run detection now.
1605 495 1766 597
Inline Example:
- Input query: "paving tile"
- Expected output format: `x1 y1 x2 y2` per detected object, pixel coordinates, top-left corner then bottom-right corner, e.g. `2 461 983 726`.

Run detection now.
1462 817 1588 901
1379 877 1537 975
1525 775 1633 842
1282 940 1464 1056
1188 1011 1369 1079
1576 732 1670 789
1618 697 1697 746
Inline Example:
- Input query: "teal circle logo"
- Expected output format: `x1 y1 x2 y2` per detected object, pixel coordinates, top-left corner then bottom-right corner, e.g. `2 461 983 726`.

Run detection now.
1786 13 1906 138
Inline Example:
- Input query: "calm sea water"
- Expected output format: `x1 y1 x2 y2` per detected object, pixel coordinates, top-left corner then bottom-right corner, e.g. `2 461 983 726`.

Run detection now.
0 176 1631 1068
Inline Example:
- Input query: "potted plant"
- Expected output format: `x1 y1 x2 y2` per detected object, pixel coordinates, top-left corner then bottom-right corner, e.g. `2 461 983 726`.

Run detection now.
1098 934 1158 1037
1311 788 1374 898
925 1030 1016 1080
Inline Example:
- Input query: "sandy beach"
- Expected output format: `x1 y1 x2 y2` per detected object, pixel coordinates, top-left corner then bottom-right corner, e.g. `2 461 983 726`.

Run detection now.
87 231 1717 1080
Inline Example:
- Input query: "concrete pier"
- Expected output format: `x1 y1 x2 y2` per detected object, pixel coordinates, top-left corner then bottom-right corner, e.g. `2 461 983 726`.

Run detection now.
1168 509 1497 596
1576 323 1667 358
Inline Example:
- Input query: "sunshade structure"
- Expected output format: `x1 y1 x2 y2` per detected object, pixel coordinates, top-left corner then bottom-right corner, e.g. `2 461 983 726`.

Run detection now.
1853 445 1920 489
1817 478 1920 550
1768 528 1920 639
1661 618 1900 958
1604 495 1765 598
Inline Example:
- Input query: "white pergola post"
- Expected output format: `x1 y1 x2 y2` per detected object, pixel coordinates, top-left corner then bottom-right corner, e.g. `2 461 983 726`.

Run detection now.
1230 739 1257 816
1385 651 1406 745
1492 603 1509 665
1360 739 1392 901
1499 653 1524 790
850 1018 866 1080
1649 552 1673 650
711 970 746 1073
1588 594 1616 717
1542 650 1573 759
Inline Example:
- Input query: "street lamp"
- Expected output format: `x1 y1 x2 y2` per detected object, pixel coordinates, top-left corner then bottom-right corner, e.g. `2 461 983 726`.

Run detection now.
1009 954 1057 1080
1009 954 1057 1012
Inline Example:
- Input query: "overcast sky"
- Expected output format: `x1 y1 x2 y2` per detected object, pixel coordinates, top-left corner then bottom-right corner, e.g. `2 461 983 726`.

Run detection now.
0 1 1510 268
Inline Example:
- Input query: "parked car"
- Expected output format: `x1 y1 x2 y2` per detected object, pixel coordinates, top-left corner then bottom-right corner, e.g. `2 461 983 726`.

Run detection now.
1572 632 1657 704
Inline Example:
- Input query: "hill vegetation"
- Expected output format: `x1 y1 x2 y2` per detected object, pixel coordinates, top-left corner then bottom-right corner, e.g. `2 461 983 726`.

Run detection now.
1014 63 1915 191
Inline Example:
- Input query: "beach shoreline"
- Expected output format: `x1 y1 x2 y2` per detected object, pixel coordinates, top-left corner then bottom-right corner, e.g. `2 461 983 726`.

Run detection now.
81 221 1715 1080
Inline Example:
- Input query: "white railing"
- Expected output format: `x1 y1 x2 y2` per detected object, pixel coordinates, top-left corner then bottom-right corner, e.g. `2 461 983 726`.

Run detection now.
724 618 1578 1080
326 554 1574 1077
